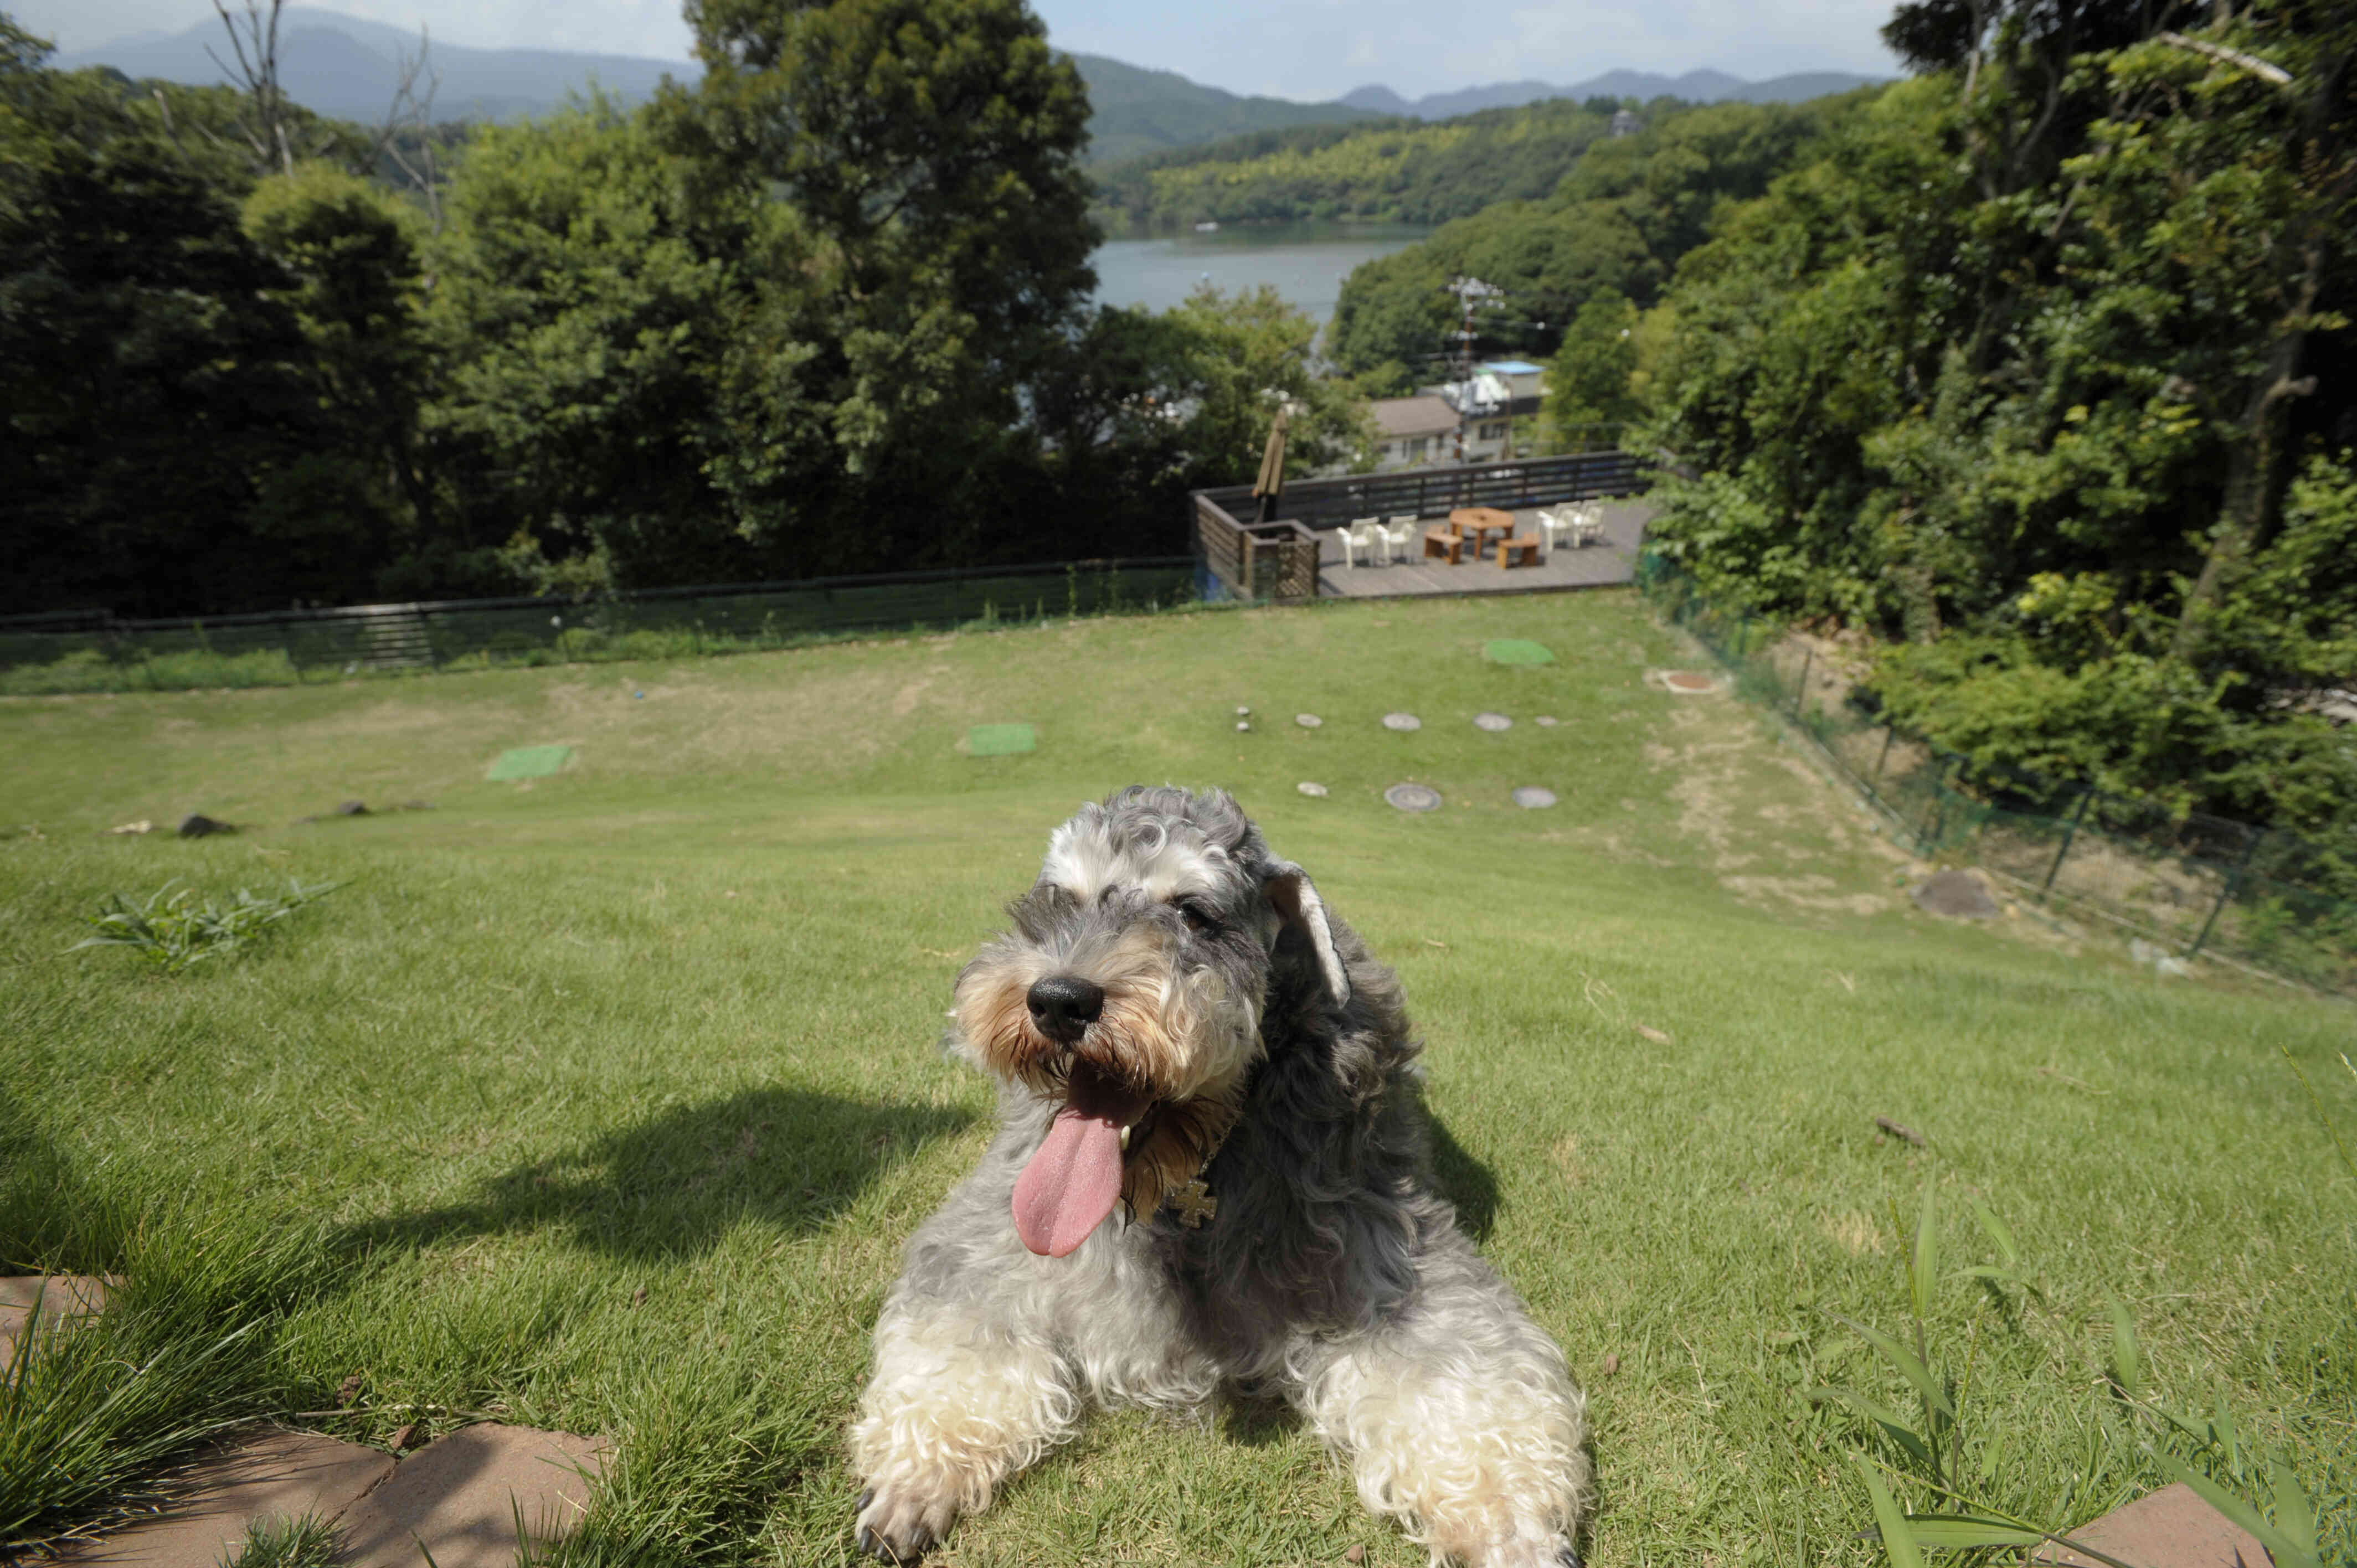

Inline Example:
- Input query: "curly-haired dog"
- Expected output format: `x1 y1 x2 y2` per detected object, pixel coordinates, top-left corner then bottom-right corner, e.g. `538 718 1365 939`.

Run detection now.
851 786 1588 1565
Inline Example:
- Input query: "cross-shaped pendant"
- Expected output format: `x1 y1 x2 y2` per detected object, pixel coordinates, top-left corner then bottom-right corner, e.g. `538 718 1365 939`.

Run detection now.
1167 1179 1218 1228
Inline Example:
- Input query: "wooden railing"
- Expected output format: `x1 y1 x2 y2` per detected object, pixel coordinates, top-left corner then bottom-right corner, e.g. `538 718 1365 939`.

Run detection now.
1192 496 1322 604
1193 450 1646 542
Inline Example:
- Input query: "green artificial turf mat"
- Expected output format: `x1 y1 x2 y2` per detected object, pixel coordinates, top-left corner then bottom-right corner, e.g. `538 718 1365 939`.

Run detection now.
967 723 1036 757
1484 638 1556 666
485 744 573 781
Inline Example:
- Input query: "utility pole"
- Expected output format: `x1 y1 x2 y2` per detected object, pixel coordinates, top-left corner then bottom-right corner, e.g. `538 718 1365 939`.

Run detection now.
1442 276 1501 463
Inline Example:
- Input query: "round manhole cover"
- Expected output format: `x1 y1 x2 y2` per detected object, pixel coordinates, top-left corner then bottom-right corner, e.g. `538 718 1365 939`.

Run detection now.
1382 713 1422 732
1385 783 1443 813
1295 713 1322 728
1664 670 1719 693
1297 781 1329 797
1512 787 1558 809
1474 711 1512 731
1535 715 1560 727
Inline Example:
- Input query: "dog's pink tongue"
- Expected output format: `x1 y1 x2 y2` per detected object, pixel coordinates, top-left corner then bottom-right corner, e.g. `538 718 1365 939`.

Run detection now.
1012 1106 1125 1257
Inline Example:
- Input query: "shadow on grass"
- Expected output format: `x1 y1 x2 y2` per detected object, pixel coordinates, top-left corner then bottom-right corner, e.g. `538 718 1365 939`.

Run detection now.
1426 1112 1500 1242
341 1087 974 1263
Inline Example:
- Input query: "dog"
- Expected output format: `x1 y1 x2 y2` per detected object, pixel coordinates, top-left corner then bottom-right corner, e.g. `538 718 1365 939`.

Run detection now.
851 786 1588 1565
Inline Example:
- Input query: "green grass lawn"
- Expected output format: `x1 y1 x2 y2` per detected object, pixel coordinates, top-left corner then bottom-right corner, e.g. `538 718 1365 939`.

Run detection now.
2 591 2350 1565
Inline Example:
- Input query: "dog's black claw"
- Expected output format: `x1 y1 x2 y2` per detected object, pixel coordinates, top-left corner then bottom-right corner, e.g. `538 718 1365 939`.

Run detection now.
1557 1549 1584 1568
855 1488 873 1515
855 1522 930 1565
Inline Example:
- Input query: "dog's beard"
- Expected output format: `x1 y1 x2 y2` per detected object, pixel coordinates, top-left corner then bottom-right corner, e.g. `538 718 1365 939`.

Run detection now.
954 938 1257 1256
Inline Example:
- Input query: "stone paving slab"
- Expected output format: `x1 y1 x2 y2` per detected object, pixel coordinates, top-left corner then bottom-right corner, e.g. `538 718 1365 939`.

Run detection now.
337 1423 609 1568
54 1429 393 1567
2031 1483 2269 1567
1 1274 115 1366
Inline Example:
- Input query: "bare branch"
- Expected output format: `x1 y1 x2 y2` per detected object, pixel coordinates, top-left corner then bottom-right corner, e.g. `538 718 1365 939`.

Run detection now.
372 25 446 231
2157 30 2293 86
208 0 295 174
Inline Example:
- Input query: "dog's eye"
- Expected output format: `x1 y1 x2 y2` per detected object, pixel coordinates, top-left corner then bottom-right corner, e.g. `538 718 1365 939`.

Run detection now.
1179 902 1216 935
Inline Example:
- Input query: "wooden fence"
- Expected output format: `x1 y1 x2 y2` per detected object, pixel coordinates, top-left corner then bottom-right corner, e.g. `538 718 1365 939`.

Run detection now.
1189 449 1648 600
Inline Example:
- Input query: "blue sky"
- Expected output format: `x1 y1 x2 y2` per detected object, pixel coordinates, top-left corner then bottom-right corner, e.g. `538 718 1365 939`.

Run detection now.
16 0 1902 100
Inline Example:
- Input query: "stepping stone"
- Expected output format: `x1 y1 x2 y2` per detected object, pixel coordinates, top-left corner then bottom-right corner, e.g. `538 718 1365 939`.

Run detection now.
337 1423 608 1568
1297 782 1329 797
1382 713 1422 732
1385 783 1443 813
53 1428 393 1567
1912 868 2000 919
2030 1483 2266 1567
966 724 1036 757
1474 713 1512 732
1535 716 1560 727
486 745 573 781
1484 639 1555 666
1295 714 1322 728
1511 787 1558 809
1 1274 113 1366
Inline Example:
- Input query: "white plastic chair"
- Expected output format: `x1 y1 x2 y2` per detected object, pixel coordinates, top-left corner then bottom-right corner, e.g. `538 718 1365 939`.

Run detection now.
1380 516 1419 563
1571 505 1607 548
1536 508 1576 554
1341 519 1382 568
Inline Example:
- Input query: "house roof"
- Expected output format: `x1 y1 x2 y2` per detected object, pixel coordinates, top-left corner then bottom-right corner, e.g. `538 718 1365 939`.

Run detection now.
1480 359 1546 375
1369 395 1460 439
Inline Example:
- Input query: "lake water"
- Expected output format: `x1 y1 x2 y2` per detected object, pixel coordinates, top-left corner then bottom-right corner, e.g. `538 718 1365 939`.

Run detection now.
1090 222 1433 328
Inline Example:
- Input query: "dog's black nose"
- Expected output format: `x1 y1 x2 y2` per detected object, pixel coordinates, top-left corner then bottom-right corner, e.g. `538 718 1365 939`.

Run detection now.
1026 974 1104 1041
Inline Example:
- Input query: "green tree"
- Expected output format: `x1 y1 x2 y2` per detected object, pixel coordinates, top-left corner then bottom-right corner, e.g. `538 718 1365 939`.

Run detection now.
0 35 343 615
657 0 1099 570
1543 288 1640 445
423 97 743 589
243 163 435 568
1641 0 2357 847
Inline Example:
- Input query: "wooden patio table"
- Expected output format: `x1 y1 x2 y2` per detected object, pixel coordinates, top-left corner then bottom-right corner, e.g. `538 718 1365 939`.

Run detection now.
1449 507 1516 554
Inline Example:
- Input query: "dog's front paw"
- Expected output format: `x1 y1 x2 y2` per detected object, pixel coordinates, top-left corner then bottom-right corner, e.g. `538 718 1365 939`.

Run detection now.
853 1483 958 1564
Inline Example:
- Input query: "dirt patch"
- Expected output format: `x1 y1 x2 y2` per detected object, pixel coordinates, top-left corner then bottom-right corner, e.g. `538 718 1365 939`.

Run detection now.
1823 1211 1883 1255
1722 874 1889 917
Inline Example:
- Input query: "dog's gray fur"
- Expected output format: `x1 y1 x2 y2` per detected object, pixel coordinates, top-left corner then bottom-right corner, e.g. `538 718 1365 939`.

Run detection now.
851 786 1588 1565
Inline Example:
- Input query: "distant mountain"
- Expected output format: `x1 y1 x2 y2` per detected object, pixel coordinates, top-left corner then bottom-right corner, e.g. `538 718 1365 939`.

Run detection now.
1340 68 1888 120
50 11 1382 161
1071 55 1382 165
53 8 683 123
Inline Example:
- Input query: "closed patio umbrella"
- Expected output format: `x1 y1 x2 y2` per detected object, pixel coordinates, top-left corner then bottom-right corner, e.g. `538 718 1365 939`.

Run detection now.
1251 404 1291 523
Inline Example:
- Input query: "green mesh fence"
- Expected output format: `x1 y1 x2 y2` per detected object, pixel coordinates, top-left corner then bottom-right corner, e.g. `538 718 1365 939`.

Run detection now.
0 559 1201 697
1636 554 2356 996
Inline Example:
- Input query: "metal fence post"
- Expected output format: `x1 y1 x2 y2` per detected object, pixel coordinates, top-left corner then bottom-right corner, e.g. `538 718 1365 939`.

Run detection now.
1793 644 1814 716
2186 829 2264 959
2040 787 2093 900
1870 727 1896 798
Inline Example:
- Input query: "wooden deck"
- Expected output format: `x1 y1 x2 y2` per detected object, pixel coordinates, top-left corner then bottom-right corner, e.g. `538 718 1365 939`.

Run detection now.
1315 499 1654 599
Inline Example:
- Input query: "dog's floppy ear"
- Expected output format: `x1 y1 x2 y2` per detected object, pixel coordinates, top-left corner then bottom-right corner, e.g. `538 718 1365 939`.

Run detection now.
1263 863 1351 1007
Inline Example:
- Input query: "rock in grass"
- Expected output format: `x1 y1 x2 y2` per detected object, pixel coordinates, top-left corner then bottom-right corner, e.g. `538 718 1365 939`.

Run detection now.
2027 1482 2266 1567
1911 868 1998 919
46 1428 392 1567
336 1423 608 1568
336 801 370 817
177 813 235 838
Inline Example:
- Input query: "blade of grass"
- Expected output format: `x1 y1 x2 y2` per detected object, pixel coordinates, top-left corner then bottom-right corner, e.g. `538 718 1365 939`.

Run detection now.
1853 1456 1924 1568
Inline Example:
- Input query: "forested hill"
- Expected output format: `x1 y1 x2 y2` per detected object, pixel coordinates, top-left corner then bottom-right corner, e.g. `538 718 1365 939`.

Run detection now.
1069 55 1382 165
1088 87 1880 233
1316 91 1879 389
1092 98 1617 230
